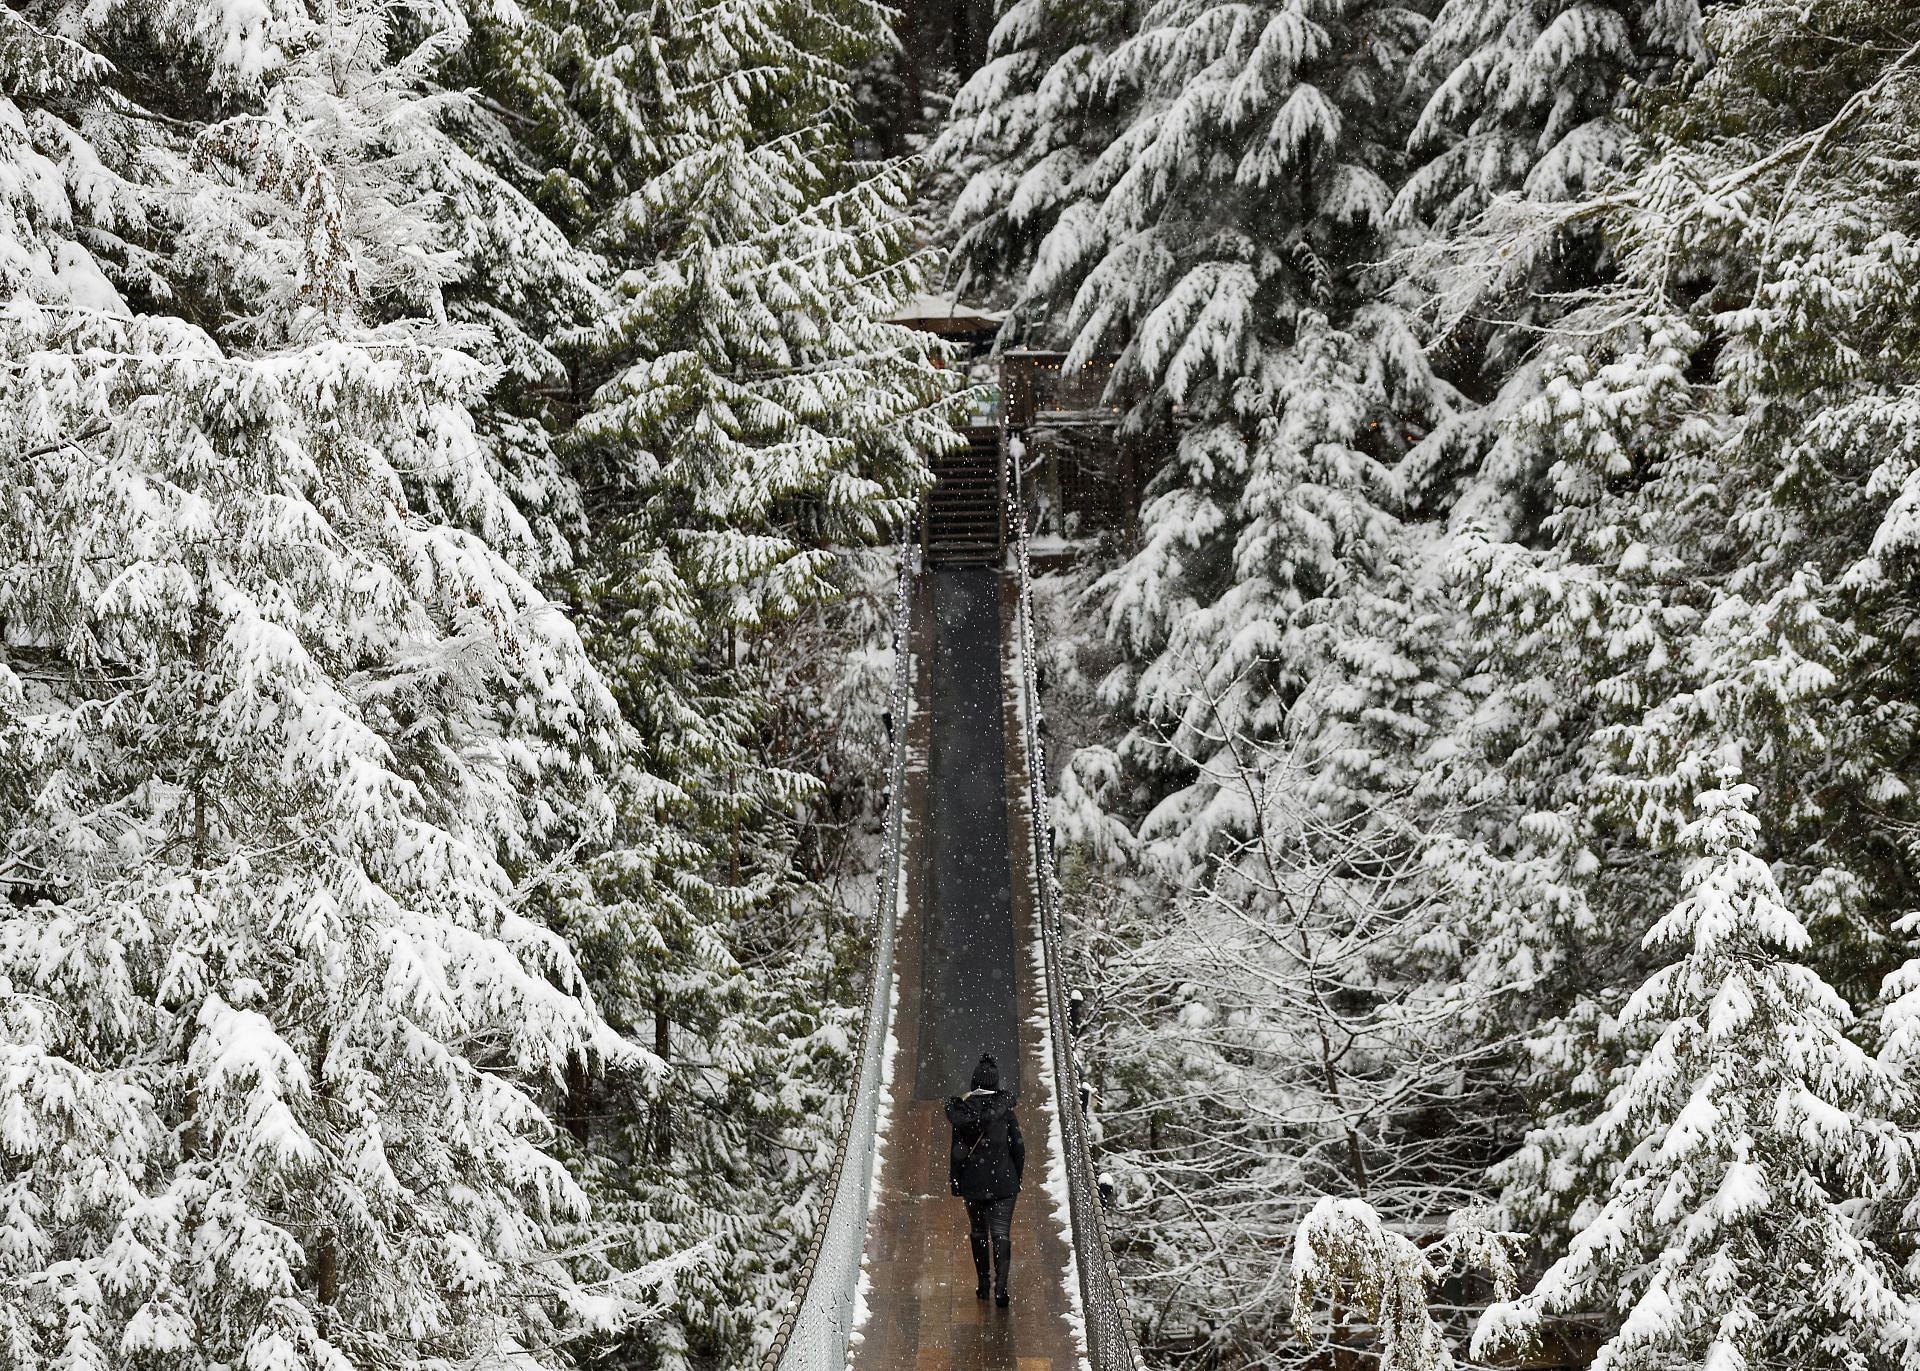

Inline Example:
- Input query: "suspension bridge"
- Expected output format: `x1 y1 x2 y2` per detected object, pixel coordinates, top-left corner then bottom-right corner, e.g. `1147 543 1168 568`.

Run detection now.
759 445 1139 1371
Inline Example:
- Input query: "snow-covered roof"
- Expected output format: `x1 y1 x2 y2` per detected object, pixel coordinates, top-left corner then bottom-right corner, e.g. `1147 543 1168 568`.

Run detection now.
888 292 1005 334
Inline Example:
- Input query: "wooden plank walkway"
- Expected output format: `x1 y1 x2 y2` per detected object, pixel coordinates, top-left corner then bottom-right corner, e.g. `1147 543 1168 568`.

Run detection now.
853 572 1082 1371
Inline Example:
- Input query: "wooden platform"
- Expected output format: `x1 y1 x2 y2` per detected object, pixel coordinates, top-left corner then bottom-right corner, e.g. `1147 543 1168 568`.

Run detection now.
852 575 1082 1371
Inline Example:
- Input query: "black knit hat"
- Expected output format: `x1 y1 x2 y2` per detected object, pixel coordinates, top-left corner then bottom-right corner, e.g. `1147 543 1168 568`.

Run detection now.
971 1054 999 1091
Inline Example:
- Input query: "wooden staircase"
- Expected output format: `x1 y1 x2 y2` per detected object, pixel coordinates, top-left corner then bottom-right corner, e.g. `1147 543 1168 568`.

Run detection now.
926 435 1003 566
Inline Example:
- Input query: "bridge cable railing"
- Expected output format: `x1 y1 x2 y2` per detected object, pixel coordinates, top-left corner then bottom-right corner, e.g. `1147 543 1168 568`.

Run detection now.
1005 453 1145 1371
762 531 918 1371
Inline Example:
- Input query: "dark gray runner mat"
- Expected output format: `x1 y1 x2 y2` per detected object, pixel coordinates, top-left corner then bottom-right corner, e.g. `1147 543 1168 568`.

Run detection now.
915 566 1020 1100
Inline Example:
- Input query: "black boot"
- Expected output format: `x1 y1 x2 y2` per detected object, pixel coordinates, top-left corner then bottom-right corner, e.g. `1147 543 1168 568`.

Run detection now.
970 1228 991 1299
993 1233 1012 1306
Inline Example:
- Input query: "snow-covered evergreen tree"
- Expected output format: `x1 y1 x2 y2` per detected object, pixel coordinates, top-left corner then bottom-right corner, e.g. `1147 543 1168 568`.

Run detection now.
1433 0 1920 1332
941 0 1525 1356
1393 0 1705 523
0 0 650 1361
928 0 1131 308
454 0 961 1359
1398 0 1703 232
1386 1 1704 959
948 0 1458 887
1387 0 1706 981
1476 786 1920 1370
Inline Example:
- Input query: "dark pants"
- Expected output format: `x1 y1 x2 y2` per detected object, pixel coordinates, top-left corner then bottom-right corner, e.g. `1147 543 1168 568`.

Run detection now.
964 1195 1016 1295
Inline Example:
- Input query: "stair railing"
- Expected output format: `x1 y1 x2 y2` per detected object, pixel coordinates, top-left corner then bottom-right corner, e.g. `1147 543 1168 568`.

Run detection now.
1006 457 1144 1371
762 533 917 1371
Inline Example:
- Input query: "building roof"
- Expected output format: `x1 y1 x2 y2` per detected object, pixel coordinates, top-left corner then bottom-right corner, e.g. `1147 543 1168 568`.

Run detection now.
887 292 1006 336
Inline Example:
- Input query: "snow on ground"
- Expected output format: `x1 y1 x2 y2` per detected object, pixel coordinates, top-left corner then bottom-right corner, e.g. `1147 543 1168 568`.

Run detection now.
846 955 902 1355
1005 616 1093 1371
1026 985 1091 1370
848 634 917 1356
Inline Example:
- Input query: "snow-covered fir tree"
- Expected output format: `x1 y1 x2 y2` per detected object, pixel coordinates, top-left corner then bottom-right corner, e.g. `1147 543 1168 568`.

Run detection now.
1458 1 1920 1283
454 0 961 1359
1398 0 1704 232
1477 786 1920 1370
0 0 653 1363
944 0 1454 897
1374 0 1705 1139
1394 0 1705 519
928 0 1132 308
939 0 1518 1358
1380 0 1707 1139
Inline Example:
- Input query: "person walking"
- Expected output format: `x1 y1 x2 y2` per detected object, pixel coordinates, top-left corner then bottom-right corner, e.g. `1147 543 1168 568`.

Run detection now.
947 1053 1024 1307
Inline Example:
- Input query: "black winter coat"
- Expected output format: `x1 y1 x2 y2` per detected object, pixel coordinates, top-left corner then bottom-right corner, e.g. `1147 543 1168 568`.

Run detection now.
946 1089 1024 1201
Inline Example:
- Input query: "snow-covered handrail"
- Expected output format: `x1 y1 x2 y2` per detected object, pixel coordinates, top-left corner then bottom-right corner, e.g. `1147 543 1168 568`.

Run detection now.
762 534 917 1371
1006 457 1143 1371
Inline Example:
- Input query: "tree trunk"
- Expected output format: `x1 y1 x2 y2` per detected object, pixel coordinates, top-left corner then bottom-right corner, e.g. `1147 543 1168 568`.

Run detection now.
652 998 672 1163
313 1025 339 1327
565 1053 591 1145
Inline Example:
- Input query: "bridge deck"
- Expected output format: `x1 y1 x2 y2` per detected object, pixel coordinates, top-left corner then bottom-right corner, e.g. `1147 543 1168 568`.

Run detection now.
853 568 1082 1371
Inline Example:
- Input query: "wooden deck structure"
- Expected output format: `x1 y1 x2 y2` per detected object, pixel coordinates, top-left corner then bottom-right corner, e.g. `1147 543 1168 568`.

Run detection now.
891 300 1147 565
